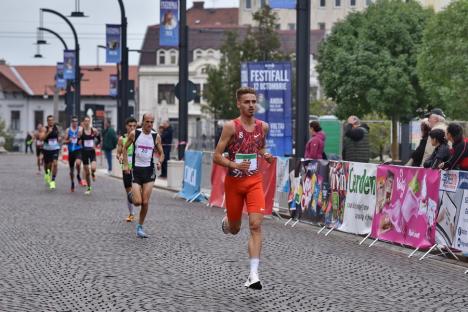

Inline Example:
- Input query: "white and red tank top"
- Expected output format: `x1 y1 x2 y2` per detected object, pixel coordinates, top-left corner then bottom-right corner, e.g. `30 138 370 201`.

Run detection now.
227 118 265 177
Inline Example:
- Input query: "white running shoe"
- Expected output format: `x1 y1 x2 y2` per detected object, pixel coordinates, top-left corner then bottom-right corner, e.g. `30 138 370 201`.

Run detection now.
221 216 230 234
244 274 262 290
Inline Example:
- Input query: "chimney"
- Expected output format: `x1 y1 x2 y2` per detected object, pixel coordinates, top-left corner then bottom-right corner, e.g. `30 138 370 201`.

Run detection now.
0 59 6 65
193 1 204 9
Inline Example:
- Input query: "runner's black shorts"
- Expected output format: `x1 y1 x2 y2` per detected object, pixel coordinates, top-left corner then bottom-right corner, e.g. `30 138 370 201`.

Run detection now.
81 149 96 165
132 166 156 185
43 149 59 163
36 147 43 157
123 170 133 189
68 149 82 168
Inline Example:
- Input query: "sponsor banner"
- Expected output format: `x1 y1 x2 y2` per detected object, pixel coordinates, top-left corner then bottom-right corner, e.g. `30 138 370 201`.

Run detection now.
209 163 228 208
159 0 179 47
269 0 296 9
371 165 440 249
240 61 292 156
340 162 377 235
63 50 75 80
294 160 329 223
84 104 105 133
109 74 118 97
106 24 121 63
437 171 468 254
325 161 349 228
276 156 290 193
55 62 65 89
179 150 204 202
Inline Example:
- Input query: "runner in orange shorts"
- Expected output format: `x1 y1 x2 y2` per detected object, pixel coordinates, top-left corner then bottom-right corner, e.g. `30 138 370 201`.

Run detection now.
213 86 273 290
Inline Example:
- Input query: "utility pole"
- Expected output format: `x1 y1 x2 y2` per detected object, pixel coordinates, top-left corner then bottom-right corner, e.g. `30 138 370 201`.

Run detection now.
178 0 188 160
118 0 129 133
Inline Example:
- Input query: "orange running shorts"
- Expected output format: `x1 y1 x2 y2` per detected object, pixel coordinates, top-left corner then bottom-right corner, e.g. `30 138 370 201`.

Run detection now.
224 173 265 222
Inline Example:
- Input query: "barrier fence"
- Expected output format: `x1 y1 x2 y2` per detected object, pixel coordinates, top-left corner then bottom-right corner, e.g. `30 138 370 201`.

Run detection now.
176 150 468 267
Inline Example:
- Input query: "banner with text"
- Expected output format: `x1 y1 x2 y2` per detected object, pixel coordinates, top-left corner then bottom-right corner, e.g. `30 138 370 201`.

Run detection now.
55 62 65 89
339 163 377 235
371 165 440 249
159 0 179 47
109 74 118 97
63 50 75 80
106 24 121 63
325 161 349 228
240 61 292 156
179 150 204 202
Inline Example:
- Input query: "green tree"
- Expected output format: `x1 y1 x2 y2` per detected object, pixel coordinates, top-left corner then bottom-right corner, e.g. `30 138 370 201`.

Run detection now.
317 0 433 158
203 5 285 120
417 0 468 120
0 118 14 151
309 98 337 117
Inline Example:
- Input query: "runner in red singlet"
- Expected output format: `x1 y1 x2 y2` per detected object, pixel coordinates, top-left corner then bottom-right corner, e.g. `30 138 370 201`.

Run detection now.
213 87 273 290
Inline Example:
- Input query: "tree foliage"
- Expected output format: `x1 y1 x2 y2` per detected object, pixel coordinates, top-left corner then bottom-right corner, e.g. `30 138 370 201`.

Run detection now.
203 6 285 120
417 0 468 120
317 0 433 121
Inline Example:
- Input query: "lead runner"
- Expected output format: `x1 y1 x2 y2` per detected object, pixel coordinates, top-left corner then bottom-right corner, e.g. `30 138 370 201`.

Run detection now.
213 87 273 290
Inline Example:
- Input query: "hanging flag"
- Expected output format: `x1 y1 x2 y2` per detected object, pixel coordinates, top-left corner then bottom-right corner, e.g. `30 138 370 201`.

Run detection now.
55 62 66 89
63 50 75 80
106 24 121 63
109 74 118 97
159 0 179 47
269 0 296 9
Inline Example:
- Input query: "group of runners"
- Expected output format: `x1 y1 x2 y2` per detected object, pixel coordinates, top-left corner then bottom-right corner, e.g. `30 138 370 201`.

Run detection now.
31 87 271 290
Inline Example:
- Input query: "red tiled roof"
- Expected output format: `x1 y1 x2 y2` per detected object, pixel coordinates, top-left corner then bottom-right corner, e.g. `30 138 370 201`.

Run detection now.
11 65 138 97
0 64 28 93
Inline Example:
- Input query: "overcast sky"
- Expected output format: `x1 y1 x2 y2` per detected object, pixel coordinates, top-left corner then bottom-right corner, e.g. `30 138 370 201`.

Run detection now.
0 0 239 66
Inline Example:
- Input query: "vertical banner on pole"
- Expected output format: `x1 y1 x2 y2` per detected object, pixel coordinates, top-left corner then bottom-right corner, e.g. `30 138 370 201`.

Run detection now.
159 0 179 47
339 163 377 234
55 62 66 89
269 0 297 9
109 74 118 97
371 165 440 249
106 24 122 63
241 61 292 156
325 161 349 228
63 50 75 80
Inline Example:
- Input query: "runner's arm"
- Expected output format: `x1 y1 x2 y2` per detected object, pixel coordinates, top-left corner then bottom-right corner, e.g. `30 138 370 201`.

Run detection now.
259 122 273 163
39 127 48 141
122 130 135 171
213 121 236 169
116 136 123 160
63 128 70 144
155 135 164 164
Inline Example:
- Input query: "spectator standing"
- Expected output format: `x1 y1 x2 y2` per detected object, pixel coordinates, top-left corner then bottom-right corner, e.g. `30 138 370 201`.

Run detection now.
342 116 370 163
160 120 173 178
102 119 118 174
421 108 447 166
305 121 326 159
441 123 468 171
423 129 450 169
406 118 431 167
25 132 33 154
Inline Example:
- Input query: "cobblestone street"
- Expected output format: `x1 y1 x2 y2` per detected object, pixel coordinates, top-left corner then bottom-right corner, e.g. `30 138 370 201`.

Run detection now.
1 154 468 312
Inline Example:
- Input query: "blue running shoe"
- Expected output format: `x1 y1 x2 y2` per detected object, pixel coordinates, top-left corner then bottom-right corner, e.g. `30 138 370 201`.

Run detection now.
136 224 148 238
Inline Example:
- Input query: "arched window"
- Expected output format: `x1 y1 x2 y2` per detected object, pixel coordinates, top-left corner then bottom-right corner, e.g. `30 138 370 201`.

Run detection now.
158 50 166 65
194 49 203 60
170 50 177 65
206 49 215 58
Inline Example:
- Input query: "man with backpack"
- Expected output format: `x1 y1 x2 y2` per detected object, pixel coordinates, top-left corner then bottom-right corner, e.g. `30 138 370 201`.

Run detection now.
102 118 118 175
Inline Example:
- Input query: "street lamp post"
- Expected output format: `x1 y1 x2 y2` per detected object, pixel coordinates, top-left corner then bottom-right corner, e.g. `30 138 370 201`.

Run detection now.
178 0 188 160
41 8 81 121
117 0 129 133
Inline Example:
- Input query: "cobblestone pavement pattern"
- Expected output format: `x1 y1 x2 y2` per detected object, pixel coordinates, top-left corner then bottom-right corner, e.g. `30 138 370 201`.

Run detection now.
1 155 468 312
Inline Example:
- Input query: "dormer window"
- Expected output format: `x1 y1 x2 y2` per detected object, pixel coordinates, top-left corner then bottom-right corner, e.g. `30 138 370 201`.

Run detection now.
169 50 177 65
158 50 166 65
194 49 203 60
207 49 215 58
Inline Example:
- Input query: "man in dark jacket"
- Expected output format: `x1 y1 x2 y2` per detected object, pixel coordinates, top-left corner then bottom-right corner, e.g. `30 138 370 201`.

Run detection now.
160 120 173 178
342 116 370 163
102 119 118 174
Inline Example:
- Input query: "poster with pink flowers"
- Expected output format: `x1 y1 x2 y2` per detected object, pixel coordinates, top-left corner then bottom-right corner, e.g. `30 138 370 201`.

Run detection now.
371 165 440 249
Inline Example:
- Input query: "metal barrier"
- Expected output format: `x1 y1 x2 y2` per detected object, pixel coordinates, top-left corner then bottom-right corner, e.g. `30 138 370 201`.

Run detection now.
201 151 214 197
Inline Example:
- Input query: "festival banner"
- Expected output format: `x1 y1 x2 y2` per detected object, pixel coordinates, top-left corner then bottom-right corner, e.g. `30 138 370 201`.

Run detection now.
179 150 205 202
371 165 440 249
106 24 121 63
109 74 118 97
269 0 296 9
294 160 329 223
63 50 75 80
437 171 468 254
339 163 377 234
240 61 292 156
55 62 65 89
159 0 179 47
325 161 349 228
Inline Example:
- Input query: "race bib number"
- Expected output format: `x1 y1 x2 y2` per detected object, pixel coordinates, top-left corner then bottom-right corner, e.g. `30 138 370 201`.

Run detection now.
71 137 78 144
37 140 43 146
235 153 257 171
48 138 58 146
128 155 133 164
84 139 94 148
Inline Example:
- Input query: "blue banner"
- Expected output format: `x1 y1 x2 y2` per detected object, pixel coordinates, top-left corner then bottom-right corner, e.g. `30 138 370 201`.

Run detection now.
241 61 293 156
269 0 296 9
55 62 65 89
109 74 118 97
63 50 75 80
159 0 179 47
178 150 205 202
106 24 121 63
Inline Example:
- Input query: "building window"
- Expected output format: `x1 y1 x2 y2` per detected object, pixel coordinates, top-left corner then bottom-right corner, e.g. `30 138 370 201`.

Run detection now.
158 50 166 65
194 84 201 104
34 110 44 128
318 22 326 30
350 0 356 6
320 0 326 7
207 49 215 58
194 49 203 60
10 110 20 131
170 50 177 65
158 84 175 104
201 67 208 74
335 0 341 7
288 23 296 30
245 0 252 9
